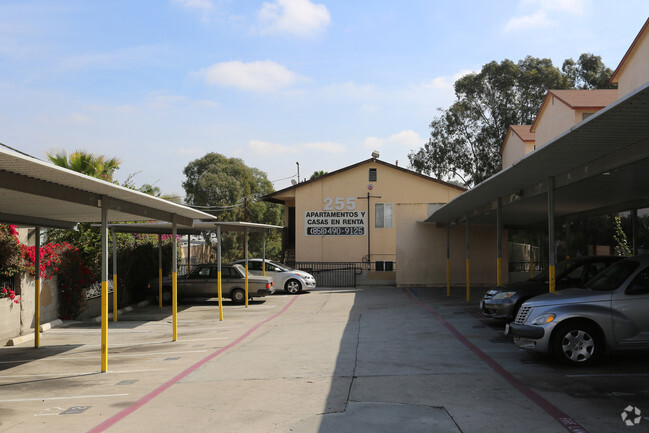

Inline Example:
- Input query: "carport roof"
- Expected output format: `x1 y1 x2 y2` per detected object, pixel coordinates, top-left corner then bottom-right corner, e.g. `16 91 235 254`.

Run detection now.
106 220 283 234
425 81 649 228
0 147 213 229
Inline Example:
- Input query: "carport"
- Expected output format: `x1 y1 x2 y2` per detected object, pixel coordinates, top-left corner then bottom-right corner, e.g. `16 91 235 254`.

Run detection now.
105 220 282 322
0 146 213 371
425 82 649 299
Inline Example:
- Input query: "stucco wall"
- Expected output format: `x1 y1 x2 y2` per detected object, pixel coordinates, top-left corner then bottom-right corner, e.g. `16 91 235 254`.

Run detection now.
617 27 649 98
534 96 575 148
501 134 534 168
293 161 463 263
396 203 508 287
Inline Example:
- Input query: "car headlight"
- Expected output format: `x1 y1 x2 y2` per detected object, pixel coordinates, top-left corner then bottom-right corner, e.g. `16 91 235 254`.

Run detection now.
492 291 516 300
530 313 555 325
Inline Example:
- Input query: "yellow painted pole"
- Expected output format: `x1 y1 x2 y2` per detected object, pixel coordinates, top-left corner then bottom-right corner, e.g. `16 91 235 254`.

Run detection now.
34 227 40 348
244 227 249 308
446 258 450 297
172 222 178 341
158 267 162 309
466 258 471 302
112 274 117 322
446 225 450 297
218 271 223 321
100 204 108 373
101 280 108 372
158 234 162 309
529 255 534 279
549 265 556 293
497 257 502 287
112 229 117 323
217 225 223 321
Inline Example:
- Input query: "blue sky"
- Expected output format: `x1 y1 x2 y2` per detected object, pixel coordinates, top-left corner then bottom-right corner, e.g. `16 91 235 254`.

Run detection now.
1 0 648 199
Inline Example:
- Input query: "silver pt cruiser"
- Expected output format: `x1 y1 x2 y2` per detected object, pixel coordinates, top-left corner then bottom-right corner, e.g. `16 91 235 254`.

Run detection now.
507 255 649 366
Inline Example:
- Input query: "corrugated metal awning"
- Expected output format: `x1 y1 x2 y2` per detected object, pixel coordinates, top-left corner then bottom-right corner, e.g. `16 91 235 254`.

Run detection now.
0 147 213 228
425 81 649 227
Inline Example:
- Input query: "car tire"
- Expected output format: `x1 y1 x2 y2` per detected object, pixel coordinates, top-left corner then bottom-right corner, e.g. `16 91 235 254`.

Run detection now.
285 279 302 294
231 288 246 304
551 321 603 366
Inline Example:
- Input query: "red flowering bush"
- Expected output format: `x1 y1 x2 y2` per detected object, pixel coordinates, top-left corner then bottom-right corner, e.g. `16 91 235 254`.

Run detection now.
0 286 20 304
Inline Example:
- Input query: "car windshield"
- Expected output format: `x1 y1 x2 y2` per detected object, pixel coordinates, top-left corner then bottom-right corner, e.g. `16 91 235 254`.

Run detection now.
530 259 575 282
586 259 639 291
268 260 291 271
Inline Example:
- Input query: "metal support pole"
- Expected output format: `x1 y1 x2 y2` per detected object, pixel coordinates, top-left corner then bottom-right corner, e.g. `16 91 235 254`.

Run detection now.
632 209 638 255
34 227 41 348
446 225 450 297
172 221 178 341
548 177 556 293
187 234 191 273
497 198 502 287
466 217 471 303
244 227 249 308
217 225 223 321
112 228 117 322
262 232 266 276
101 203 108 372
158 234 162 309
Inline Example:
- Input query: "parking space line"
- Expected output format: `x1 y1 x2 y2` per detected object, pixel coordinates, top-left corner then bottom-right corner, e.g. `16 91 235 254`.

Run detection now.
87 295 299 433
404 288 590 433
0 394 128 403
0 368 167 379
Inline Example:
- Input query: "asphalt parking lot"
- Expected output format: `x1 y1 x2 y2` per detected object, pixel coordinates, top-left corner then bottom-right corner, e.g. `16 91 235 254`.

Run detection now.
1 286 648 433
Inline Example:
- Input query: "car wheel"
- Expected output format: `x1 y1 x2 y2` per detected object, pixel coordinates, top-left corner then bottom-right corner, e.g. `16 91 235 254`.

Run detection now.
551 321 602 366
231 288 246 304
285 279 302 294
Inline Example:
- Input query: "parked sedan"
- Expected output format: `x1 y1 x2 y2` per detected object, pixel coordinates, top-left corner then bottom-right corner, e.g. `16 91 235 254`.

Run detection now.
507 255 649 366
480 256 623 321
230 259 317 294
148 263 274 304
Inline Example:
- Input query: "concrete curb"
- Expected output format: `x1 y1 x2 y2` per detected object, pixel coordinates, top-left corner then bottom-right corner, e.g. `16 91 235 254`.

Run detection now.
89 299 151 323
5 319 63 346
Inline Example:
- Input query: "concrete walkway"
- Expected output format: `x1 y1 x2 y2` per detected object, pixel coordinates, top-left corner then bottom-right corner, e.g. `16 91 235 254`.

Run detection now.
0 286 633 432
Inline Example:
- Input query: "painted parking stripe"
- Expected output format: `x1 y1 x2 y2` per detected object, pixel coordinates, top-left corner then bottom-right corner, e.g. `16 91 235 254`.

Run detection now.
87 295 299 433
0 394 128 403
404 288 589 433
0 369 167 379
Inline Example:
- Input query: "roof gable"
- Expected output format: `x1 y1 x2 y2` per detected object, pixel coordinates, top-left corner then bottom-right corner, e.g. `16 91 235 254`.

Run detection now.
531 89 618 132
262 159 465 203
611 17 649 84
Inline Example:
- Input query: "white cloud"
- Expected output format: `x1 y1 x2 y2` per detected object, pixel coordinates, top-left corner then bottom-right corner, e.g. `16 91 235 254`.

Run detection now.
69 113 94 124
364 130 425 150
248 139 345 156
258 0 331 37
249 139 292 155
504 11 554 32
172 0 214 12
505 0 585 32
423 69 475 91
196 60 300 92
304 141 346 154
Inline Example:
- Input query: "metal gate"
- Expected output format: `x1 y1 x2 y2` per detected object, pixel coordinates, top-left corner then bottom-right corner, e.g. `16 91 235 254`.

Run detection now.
291 262 362 287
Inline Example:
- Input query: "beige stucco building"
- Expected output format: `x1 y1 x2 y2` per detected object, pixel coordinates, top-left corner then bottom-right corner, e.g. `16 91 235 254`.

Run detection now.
611 18 649 98
263 159 509 286
531 89 618 148
500 125 535 169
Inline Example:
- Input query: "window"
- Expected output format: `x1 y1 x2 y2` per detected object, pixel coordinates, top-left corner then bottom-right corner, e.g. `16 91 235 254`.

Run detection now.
375 203 393 228
582 112 593 121
369 168 377 182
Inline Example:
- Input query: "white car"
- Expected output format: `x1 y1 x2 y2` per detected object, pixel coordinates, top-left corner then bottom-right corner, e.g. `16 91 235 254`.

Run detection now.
230 259 317 294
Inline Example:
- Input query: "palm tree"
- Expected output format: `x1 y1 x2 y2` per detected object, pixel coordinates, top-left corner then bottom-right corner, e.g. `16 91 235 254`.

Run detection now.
47 149 121 181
